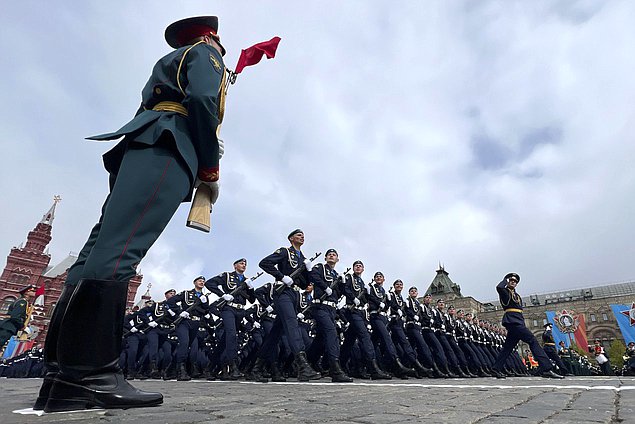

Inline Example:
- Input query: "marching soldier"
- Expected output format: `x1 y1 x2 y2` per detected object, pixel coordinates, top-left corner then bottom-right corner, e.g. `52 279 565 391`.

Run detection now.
123 302 151 379
206 258 255 380
492 273 563 379
1 285 36 349
542 323 570 375
251 229 320 382
306 249 353 382
165 276 211 381
432 300 468 378
444 306 476 377
405 287 445 378
388 280 432 378
37 15 229 411
420 294 456 377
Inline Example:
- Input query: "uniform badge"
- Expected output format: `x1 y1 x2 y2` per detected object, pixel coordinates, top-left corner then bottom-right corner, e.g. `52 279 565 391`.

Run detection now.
210 54 221 72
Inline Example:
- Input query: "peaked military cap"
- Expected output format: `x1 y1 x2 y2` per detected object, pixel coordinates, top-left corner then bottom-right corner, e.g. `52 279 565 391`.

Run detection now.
352 260 364 267
165 288 177 295
193 275 205 283
165 16 226 55
324 249 338 258
19 284 36 295
233 258 247 265
287 228 303 239
544 322 552 328
504 272 520 282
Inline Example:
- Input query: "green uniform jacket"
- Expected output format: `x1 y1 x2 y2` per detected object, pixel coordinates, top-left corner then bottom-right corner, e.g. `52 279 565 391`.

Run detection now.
88 42 226 199
0 298 28 333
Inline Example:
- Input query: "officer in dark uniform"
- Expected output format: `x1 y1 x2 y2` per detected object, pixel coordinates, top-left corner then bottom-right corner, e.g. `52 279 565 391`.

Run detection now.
306 249 353 382
251 229 320 382
206 258 255 380
339 261 391 380
122 303 150 379
38 16 230 412
420 294 455 377
492 273 563 379
455 309 490 377
405 287 445 378
542 323 570 375
1 285 36 349
432 300 467 378
165 276 210 381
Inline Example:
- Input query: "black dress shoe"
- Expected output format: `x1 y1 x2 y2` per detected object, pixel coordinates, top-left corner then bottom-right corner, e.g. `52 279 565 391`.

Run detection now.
541 370 565 379
492 369 507 379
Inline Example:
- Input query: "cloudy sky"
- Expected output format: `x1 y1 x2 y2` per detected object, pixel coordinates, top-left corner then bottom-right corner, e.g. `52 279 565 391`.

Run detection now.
1 1 634 303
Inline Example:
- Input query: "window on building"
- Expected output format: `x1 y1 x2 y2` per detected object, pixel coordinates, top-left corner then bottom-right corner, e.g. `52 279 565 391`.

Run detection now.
590 314 596 322
0 296 17 314
602 313 608 321
533 319 538 327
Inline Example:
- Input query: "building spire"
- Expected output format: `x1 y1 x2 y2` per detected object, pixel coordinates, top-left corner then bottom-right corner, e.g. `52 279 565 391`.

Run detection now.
40 195 62 225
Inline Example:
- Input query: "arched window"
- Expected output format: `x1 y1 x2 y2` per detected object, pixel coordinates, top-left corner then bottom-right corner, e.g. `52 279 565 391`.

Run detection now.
0 296 17 314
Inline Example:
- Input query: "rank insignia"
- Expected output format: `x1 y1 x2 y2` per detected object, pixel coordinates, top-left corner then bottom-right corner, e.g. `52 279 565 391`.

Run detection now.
210 54 221 72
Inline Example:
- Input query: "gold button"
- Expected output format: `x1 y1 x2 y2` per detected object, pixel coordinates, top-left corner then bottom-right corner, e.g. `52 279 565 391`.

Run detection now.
155 87 162 94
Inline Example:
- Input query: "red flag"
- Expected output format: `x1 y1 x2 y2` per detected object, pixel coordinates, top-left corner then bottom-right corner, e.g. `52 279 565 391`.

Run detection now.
34 285 45 306
573 313 589 349
235 36 281 74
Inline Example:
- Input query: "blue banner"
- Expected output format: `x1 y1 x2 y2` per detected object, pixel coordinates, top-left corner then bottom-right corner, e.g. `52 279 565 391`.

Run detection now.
610 304 635 344
545 311 572 347
1 336 18 359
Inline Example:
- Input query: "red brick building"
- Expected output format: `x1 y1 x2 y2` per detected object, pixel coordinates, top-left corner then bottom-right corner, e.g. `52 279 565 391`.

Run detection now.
0 197 142 346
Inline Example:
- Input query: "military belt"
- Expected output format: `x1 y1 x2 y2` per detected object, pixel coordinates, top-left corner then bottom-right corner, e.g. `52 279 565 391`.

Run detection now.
369 310 388 317
405 320 420 326
152 101 188 116
313 299 337 308
504 308 523 314
227 302 244 310
190 316 200 321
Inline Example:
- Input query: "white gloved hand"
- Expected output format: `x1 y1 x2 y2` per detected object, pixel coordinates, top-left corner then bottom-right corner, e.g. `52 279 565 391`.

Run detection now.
414 315 420 322
204 314 211 319
194 179 220 205
379 302 385 309
24 327 32 335
398 309 403 317
167 309 176 316
180 311 190 319
303 258 313 272
353 298 361 306
218 138 225 159
200 295 208 303
222 294 234 302
148 321 158 328
297 313 305 320
325 287 333 296
254 321 261 329
130 327 139 333
367 325 372 331
282 275 294 286
266 305 274 313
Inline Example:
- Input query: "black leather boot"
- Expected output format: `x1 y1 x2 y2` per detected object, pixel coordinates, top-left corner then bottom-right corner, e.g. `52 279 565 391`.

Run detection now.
176 362 191 381
369 359 392 380
431 363 448 378
329 359 353 383
190 362 202 379
442 364 459 378
295 352 321 381
248 358 269 383
33 284 75 410
220 363 237 381
270 361 287 382
478 367 492 377
44 279 163 412
393 358 416 379
230 360 244 379
148 361 161 379
162 362 176 380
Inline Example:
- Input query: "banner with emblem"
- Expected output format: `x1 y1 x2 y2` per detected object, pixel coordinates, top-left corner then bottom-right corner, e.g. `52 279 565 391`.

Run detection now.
610 303 635 344
545 309 588 348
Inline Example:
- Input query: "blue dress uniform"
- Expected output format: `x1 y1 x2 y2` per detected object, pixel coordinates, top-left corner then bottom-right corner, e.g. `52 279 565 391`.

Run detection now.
387 286 430 377
339 265 391 380
253 232 320 382
492 273 562 379
306 256 353 382
140 299 175 378
542 324 568 375
165 282 210 380
404 293 442 377
206 267 255 379
420 298 454 376
455 315 489 376
122 309 149 379
39 16 228 412
440 309 473 377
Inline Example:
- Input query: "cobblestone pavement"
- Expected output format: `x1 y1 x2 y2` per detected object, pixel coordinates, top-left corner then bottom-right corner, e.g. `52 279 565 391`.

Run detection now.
1 376 634 424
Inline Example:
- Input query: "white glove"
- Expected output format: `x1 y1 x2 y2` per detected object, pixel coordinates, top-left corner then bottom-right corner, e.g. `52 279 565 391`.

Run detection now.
325 287 333 296
218 138 225 159
24 327 32 335
254 321 261 329
204 314 211 319
130 327 139 333
282 275 294 286
167 309 176 316
367 325 372 331
148 321 158 328
180 311 190 319
353 298 361 306
297 312 305 320
304 258 313 272
379 302 385 309
414 315 420 322
222 294 234 302
266 305 274 313
194 179 220 205
200 295 208 303
398 309 403 317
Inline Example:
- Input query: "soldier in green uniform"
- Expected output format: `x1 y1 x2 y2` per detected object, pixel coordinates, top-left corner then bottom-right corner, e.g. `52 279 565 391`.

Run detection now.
0 285 36 350
36 16 228 413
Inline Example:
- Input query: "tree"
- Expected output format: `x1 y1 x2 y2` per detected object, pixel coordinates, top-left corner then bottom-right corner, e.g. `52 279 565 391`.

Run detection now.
608 339 626 368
